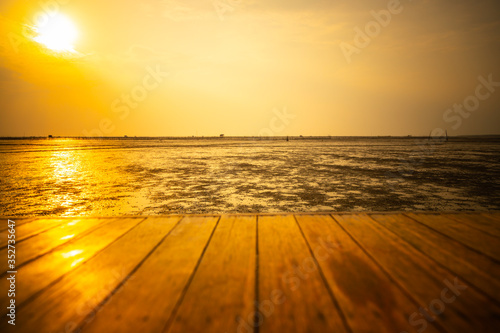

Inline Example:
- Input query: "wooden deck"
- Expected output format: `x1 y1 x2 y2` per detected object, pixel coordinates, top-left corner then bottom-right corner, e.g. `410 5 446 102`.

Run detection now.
1 212 500 332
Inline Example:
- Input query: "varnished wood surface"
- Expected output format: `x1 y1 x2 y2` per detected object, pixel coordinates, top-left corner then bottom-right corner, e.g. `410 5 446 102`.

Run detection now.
1 212 499 333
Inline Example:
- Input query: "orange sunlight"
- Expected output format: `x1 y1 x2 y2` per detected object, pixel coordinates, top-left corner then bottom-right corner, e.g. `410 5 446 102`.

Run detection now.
32 12 78 52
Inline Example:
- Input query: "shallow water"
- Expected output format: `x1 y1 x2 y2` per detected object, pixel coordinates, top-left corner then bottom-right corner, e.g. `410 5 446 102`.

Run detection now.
1 137 499 216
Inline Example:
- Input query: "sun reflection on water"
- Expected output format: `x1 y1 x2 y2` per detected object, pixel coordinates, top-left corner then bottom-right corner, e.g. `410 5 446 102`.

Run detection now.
44 141 90 216
51 151 76 178
2 138 498 216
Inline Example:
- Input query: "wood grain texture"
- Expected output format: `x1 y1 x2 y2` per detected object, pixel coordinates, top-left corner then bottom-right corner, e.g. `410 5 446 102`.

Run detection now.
0 218 107 273
0 218 70 248
0 217 35 232
166 215 256 333
406 212 500 261
334 213 500 333
82 216 219 333
370 213 500 303
258 214 348 333
0 216 178 333
483 212 500 221
296 214 441 333
0 217 144 311
2 212 499 333
443 213 500 238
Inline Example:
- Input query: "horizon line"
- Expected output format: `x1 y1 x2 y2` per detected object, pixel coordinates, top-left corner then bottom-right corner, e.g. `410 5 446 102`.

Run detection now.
2 134 500 139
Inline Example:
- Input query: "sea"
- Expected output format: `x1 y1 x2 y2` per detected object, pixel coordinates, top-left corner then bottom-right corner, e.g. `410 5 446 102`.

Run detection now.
1 137 499 216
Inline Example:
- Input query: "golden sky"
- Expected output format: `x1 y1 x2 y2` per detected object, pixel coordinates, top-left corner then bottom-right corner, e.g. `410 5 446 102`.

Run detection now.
1 0 499 136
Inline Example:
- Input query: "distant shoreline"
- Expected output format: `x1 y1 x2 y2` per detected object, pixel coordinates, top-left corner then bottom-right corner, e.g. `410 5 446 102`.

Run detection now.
1 135 500 140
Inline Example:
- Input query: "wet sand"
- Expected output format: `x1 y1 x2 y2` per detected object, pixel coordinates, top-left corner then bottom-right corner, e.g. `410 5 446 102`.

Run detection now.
0 137 499 216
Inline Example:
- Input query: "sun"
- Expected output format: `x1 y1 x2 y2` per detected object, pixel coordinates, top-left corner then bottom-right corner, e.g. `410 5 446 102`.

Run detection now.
33 13 78 52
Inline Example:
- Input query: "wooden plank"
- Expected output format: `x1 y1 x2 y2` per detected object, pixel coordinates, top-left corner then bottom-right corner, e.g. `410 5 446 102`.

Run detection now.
442 213 500 238
4 216 181 333
0 217 144 309
334 213 500 333
0 218 70 248
1 212 499 333
483 212 500 221
406 212 500 262
80 216 219 333
166 215 256 333
0 218 108 272
258 214 348 333
370 213 500 303
0 217 35 232
296 214 441 333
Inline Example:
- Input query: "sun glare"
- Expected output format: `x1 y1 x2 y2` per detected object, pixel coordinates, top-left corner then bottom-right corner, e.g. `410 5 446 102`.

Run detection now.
33 13 78 52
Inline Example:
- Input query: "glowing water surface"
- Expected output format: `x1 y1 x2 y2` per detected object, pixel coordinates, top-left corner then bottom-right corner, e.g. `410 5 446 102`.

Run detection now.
1 137 499 216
